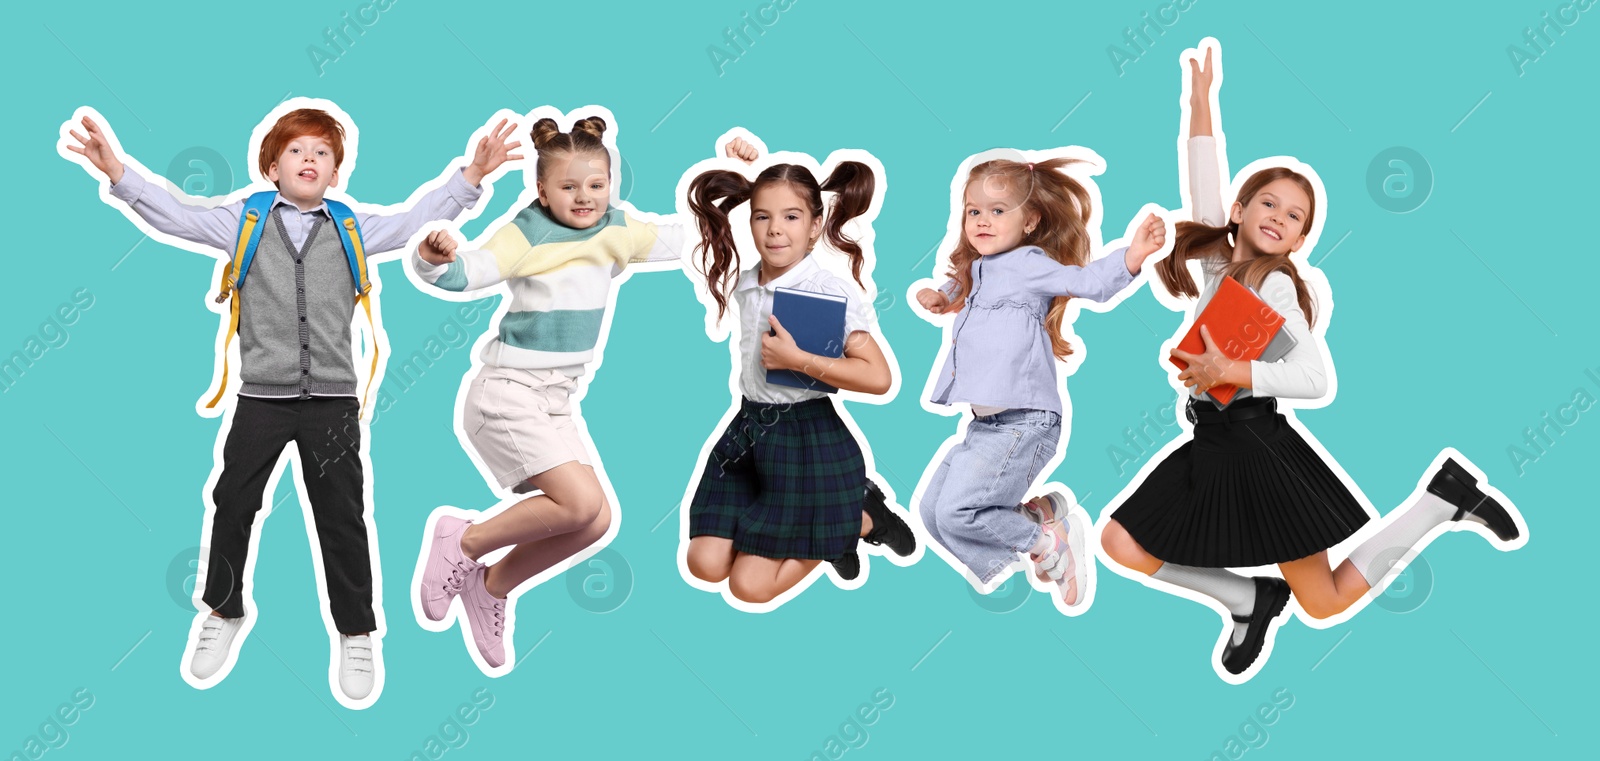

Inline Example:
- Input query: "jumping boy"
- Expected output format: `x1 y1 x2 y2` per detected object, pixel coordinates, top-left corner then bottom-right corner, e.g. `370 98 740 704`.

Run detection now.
63 102 520 704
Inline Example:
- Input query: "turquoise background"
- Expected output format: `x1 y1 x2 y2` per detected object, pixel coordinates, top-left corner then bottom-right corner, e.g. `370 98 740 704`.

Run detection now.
5 0 1596 758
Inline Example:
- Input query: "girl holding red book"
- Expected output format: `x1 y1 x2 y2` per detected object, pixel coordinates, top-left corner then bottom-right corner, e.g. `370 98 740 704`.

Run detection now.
1100 40 1525 679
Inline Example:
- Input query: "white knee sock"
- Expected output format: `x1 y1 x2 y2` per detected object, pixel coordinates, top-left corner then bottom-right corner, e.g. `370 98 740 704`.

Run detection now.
1152 563 1255 645
1347 491 1465 588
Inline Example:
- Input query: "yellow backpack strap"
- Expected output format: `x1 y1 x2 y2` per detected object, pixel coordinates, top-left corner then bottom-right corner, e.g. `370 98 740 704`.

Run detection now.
337 213 378 418
205 195 273 409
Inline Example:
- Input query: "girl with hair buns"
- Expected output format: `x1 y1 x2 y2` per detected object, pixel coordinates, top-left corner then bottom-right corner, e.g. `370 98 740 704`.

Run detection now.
1100 41 1524 678
913 151 1165 609
409 112 692 670
681 135 914 607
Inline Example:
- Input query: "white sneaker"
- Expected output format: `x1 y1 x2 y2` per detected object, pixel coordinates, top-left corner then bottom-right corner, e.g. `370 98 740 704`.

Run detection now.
338 634 379 700
190 614 245 679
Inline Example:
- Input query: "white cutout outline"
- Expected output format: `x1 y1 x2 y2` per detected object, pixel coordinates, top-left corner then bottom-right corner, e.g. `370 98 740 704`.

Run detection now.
59 98 513 708
904 144 1169 618
669 129 916 613
1092 38 1529 684
400 105 697 675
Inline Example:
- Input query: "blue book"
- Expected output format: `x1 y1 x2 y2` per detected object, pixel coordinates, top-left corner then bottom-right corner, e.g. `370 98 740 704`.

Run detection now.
766 287 848 394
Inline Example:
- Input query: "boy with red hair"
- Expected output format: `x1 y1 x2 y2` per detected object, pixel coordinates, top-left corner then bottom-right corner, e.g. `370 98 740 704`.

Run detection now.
63 102 519 705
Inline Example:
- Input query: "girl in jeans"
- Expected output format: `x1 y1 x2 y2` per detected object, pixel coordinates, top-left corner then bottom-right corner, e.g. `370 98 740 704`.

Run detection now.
914 154 1165 607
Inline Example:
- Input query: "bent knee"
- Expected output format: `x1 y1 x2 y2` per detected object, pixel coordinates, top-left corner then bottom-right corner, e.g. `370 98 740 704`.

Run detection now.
1299 599 1344 621
1100 521 1141 567
555 487 607 526
688 558 730 584
686 544 732 584
727 574 777 605
584 500 613 539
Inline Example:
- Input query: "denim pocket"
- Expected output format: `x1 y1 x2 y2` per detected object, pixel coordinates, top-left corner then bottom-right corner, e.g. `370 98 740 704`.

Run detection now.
1028 429 1060 483
985 424 1027 496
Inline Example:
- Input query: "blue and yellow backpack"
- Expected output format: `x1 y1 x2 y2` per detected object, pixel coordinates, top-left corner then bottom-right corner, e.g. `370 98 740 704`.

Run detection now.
207 191 378 414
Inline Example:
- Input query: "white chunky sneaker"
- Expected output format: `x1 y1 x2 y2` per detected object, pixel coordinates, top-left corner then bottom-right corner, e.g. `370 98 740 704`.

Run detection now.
190 613 245 679
338 634 378 700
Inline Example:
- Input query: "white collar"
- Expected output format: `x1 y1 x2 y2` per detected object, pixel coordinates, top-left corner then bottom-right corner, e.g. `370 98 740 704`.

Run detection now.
270 193 331 217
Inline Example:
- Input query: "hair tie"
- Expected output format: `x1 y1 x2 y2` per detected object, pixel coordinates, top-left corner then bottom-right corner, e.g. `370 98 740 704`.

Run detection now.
1025 162 1035 171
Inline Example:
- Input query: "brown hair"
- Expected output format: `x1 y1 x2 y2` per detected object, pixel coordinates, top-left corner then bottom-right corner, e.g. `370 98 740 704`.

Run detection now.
946 159 1094 360
688 162 876 321
1156 166 1318 326
529 116 610 181
258 109 346 179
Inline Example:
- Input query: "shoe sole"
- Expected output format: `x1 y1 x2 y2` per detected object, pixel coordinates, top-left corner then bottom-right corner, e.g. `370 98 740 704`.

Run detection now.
1062 510 1088 607
1436 459 1520 542
459 570 508 668
1223 580 1291 675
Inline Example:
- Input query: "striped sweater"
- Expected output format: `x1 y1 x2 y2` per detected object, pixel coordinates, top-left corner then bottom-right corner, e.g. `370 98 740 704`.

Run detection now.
412 203 684 374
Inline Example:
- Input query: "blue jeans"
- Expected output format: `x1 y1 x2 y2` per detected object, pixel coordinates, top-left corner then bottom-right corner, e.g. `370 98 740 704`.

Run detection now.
920 409 1062 583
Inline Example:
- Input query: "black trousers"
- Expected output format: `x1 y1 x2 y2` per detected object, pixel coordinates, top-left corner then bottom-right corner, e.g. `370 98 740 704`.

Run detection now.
202 396 376 634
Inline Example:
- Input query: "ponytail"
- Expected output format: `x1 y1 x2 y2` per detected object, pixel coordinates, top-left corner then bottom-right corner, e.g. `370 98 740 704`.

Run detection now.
820 161 875 288
688 170 753 321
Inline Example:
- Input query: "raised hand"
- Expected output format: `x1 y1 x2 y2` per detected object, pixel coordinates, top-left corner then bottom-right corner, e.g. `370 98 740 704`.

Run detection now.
1189 46 1214 108
418 229 460 266
1188 45 1216 137
64 115 126 184
917 287 951 315
724 136 759 164
1126 212 1167 272
463 118 523 187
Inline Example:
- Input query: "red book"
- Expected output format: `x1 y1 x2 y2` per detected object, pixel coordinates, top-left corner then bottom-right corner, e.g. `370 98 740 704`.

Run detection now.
1169 276 1291 407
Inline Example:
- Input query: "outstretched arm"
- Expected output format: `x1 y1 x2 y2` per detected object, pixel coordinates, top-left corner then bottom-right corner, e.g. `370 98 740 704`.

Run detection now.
411 228 508 295
68 115 242 253
1189 47 1214 139
1185 47 1227 228
355 118 521 255
625 215 691 267
625 134 756 269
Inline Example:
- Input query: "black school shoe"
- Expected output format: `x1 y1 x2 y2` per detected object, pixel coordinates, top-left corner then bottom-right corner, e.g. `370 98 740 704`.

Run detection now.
1221 576 1291 675
830 551 862 581
861 480 916 557
1428 458 1520 542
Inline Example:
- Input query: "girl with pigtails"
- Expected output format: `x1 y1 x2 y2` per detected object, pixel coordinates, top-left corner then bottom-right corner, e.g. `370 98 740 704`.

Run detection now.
913 151 1166 609
680 135 914 607
409 113 695 671
1100 40 1524 678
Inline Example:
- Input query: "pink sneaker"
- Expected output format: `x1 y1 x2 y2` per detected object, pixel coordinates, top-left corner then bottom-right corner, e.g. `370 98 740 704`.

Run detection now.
459 567 507 668
1025 492 1088 605
420 515 482 621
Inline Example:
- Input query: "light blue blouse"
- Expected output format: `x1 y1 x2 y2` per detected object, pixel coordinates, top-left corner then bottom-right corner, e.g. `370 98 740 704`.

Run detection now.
930 245 1135 414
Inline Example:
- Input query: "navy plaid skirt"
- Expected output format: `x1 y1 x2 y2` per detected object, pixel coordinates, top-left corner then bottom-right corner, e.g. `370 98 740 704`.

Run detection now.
688 397 865 560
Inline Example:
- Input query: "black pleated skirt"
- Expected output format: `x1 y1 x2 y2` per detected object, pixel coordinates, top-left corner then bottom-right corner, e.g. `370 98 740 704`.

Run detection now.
1112 397 1370 568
